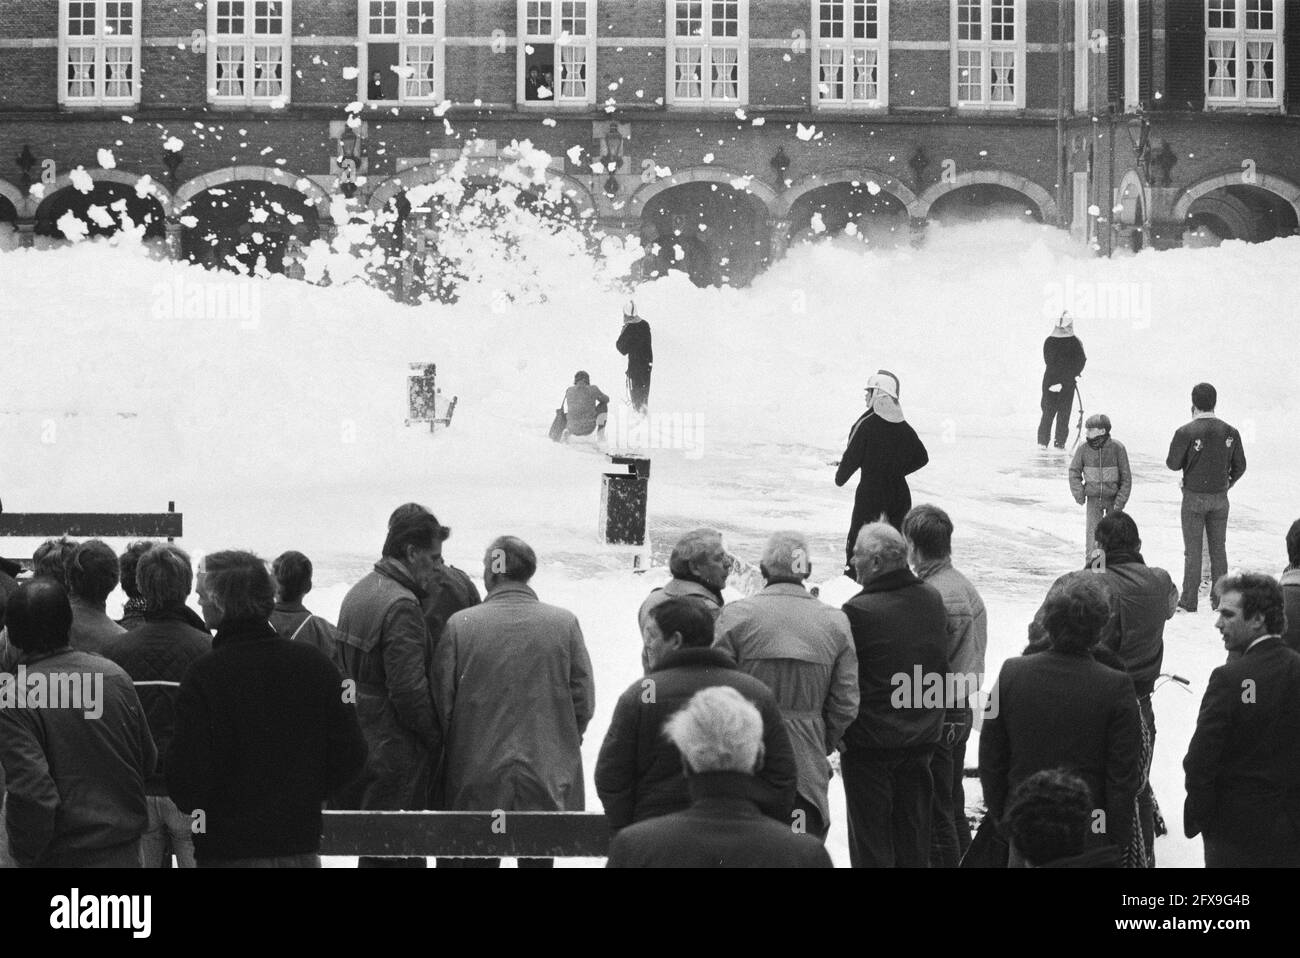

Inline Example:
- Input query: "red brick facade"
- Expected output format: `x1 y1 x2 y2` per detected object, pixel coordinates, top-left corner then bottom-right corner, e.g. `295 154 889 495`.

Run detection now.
0 1 1296 271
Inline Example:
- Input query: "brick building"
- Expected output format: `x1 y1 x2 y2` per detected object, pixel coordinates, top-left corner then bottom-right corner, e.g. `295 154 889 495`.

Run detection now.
0 1 1296 284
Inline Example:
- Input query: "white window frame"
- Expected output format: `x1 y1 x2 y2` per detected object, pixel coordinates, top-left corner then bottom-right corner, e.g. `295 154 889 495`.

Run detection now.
207 0 293 107
812 1 889 109
58 0 142 106
1072 0 1088 112
1124 0 1140 110
666 0 749 108
950 0 1025 110
517 0 597 107
358 1 447 105
1205 0 1284 108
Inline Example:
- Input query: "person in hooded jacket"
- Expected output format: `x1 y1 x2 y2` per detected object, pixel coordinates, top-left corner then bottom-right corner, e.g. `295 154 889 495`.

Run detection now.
1069 413 1132 559
1038 312 1086 450
616 300 653 414
835 369 929 576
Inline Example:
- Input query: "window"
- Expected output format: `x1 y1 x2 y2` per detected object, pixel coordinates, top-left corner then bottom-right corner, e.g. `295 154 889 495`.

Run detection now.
519 1 595 105
59 1 141 105
952 0 1023 108
814 1 888 107
209 1 291 105
361 1 445 102
668 0 748 106
1206 0 1283 105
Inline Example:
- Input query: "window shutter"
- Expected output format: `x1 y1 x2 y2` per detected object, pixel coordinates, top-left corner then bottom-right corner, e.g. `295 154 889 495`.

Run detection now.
1138 0 1153 105
1165 0 1206 109
1286 0 1300 113
1107 0 1125 108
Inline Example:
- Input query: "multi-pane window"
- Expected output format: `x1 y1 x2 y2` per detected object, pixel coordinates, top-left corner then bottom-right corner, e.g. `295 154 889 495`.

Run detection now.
815 1 887 106
669 1 747 105
953 0 1021 107
1206 0 1282 105
60 1 140 104
362 0 445 102
519 1 595 104
209 1 291 105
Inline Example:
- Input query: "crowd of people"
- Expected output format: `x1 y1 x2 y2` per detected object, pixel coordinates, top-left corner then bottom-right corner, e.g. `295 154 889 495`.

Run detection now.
0 492 1296 869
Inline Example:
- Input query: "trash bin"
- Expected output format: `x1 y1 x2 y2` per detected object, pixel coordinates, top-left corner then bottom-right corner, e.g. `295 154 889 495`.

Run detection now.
600 456 650 545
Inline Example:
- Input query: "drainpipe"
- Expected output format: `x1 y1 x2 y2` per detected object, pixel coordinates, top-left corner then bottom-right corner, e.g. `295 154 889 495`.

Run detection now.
1056 0 1069 229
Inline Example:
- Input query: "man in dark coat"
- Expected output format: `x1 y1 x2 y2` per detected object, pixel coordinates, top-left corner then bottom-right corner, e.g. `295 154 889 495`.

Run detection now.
0 578 156 867
597 596 798 832
841 522 950 867
335 508 446 866
606 686 832 868
981 572 1144 865
1184 573 1300 867
1166 382 1246 612
102 543 211 867
1283 519 1300 653
1037 312 1086 450
835 369 929 575
616 300 653 414
167 551 367 868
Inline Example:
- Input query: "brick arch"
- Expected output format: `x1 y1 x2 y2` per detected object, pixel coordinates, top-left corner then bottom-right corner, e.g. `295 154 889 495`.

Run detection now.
173 165 330 214
916 170 1058 222
0 178 27 218
628 166 778 218
35 168 174 217
775 168 922 219
1116 168 1145 226
1172 171 1300 225
365 158 598 217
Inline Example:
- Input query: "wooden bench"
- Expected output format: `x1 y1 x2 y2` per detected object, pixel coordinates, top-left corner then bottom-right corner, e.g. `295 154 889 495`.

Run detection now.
0 502 183 571
319 810 611 860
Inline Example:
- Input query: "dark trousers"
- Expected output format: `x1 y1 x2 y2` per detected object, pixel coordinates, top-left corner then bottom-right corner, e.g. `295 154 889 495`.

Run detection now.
793 794 829 842
359 855 425 868
438 857 554 868
201 853 321 868
1179 491 1230 611
842 746 935 868
626 371 651 412
930 708 973 868
1204 816 1300 868
1037 385 1075 447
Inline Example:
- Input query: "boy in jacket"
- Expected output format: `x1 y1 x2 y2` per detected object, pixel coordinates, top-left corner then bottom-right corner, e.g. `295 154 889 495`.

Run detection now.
1069 413 1132 559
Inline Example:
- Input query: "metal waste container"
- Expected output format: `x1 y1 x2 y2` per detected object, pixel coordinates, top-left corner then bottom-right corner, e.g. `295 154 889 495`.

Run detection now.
599 456 650 545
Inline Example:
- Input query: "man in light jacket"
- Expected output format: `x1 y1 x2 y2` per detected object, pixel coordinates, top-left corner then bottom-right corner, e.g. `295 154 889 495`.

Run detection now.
714 531 858 841
1068 413 1132 560
434 536 595 868
903 504 988 867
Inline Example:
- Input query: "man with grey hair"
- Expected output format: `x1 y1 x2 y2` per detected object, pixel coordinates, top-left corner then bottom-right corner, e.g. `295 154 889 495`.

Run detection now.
606 686 832 868
103 543 212 867
841 522 950 867
434 536 595 868
714 531 859 841
638 527 731 671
